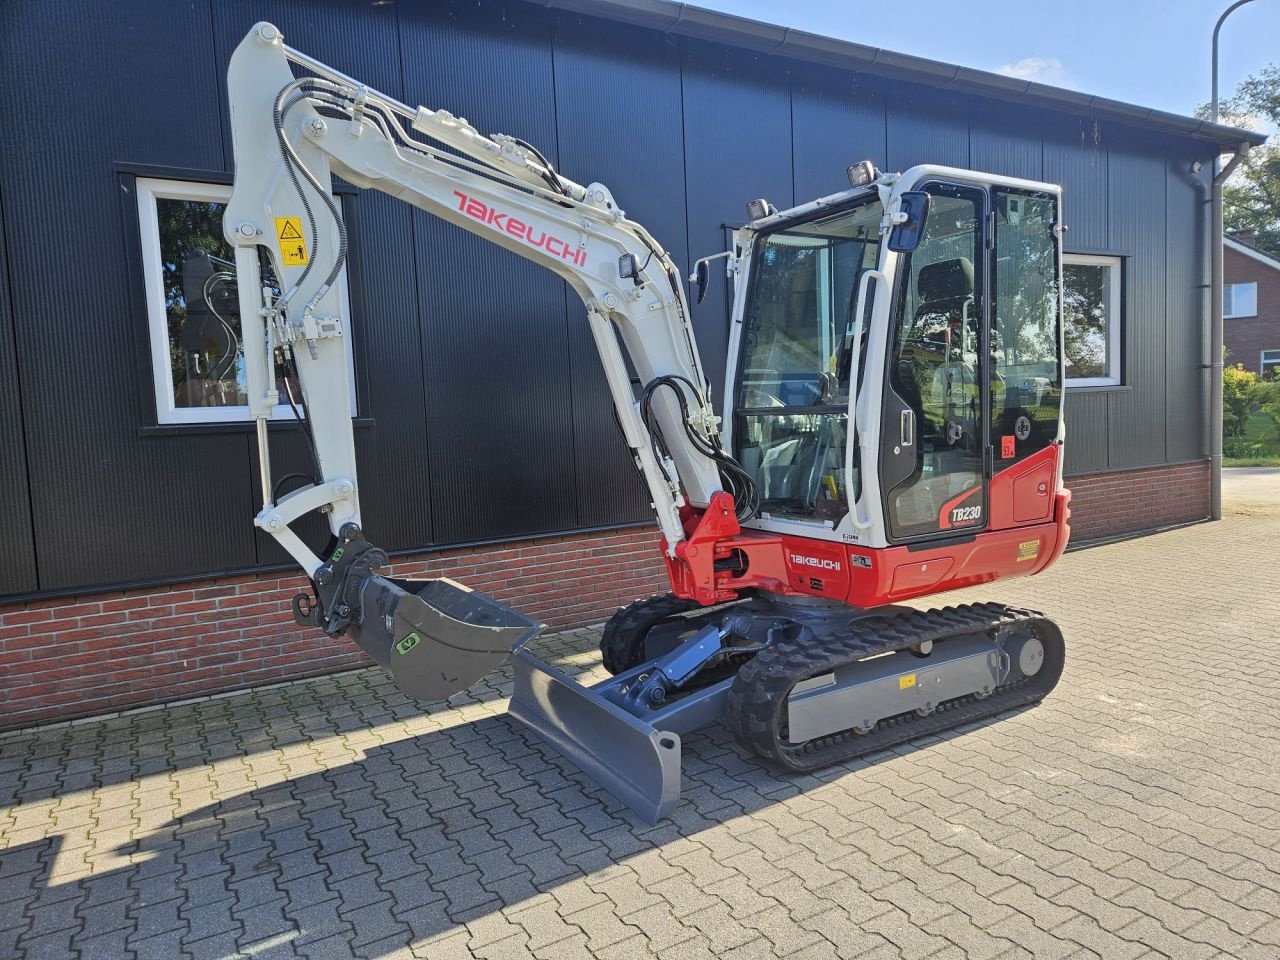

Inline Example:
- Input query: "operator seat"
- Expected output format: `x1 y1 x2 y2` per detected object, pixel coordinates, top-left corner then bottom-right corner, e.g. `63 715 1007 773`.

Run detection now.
914 257 974 341
898 257 975 445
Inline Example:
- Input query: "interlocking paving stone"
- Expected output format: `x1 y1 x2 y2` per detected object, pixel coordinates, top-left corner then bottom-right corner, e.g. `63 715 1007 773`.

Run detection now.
3 509 1280 958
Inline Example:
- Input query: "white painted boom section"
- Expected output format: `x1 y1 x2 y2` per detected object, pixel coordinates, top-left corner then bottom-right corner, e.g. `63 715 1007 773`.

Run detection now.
224 23 725 573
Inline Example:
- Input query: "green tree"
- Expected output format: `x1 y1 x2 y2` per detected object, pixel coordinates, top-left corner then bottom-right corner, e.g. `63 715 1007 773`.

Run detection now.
1223 361 1260 438
1257 376 1280 433
1198 64 1280 257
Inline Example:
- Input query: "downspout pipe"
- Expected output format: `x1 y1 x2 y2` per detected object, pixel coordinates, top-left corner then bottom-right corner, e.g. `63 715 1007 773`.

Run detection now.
1209 0 1258 522
1210 143 1251 521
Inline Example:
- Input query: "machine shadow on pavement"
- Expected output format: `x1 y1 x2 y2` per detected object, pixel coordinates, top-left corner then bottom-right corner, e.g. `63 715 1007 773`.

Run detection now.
2 696 1030 959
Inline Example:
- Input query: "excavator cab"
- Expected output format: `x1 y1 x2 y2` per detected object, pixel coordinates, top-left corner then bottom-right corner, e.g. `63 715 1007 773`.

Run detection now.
726 166 1065 553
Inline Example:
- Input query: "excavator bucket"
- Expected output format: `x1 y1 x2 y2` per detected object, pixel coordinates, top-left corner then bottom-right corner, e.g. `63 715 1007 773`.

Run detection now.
344 575 541 702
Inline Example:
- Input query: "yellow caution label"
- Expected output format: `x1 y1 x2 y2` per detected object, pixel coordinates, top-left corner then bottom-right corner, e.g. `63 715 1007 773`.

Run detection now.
274 217 309 265
1017 540 1040 562
899 674 917 690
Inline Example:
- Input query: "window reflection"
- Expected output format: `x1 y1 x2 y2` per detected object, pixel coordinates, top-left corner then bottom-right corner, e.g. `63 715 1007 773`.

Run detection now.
154 195 297 411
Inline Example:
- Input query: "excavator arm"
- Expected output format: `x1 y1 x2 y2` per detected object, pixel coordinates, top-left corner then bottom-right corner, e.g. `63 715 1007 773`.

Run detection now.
222 24 750 700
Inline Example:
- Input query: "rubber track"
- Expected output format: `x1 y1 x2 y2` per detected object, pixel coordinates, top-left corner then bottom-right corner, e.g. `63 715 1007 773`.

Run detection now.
726 601 1065 771
599 593 700 675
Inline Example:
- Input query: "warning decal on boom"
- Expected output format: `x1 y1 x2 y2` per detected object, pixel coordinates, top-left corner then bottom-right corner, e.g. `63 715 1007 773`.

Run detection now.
274 217 309 265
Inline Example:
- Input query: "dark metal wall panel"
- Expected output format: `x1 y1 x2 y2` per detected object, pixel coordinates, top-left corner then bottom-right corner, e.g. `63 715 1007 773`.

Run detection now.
0 187 38 595
0 0 257 592
1166 156 1211 465
211 0 433 556
790 67 887 202
1045 117 1113 477
1063 390 1110 474
1106 136 1168 469
215 0 403 92
886 82 968 172
400 1 577 544
551 14 686 527
681 39 793 398
1043 118 1109 252
968 105 1045 182
344 192 436 551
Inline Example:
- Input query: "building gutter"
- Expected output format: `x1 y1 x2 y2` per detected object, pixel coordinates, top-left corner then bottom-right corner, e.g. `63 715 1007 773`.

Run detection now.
1210 144 1253 521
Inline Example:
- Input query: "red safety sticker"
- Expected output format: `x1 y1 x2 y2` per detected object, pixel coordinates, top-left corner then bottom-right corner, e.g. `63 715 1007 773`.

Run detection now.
1001 435 1016 459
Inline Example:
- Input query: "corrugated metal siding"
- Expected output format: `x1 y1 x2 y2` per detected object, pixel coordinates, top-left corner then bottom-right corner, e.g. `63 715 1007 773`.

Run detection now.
681 38 794 395
886 82 969 171
403 2 578 544
0 0 257 591
1044 119 1109 253
1107 136 1168 469
0 0 1219 599
790 67 888 201
969 106 1045 182
1063 389 1110 474
550 14 685 528
0 187 38 595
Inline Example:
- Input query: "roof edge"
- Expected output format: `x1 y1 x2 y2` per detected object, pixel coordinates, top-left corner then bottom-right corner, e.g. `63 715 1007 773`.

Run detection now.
535 0 1267 150
1225 236 1280 271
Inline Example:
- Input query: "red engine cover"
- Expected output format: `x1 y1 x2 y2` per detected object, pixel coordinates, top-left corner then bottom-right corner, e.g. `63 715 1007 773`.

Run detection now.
663 445 1071 610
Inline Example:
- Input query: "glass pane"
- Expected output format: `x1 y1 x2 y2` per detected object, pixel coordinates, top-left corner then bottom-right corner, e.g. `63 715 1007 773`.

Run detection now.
1241 283 1255 315
1226 282 1257 317
155 195 298 413
1262 350 1280 380
156 197 248 409
734 199 882 522
1063 263 1113 380
884 184 984 540
991 190 1062 464
736 411 849 522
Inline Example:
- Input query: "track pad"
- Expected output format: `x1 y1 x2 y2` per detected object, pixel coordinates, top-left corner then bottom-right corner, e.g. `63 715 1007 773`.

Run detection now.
347 575 541 702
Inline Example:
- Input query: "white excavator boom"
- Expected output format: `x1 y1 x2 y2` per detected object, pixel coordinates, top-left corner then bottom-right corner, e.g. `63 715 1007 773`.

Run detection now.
225 22 734 574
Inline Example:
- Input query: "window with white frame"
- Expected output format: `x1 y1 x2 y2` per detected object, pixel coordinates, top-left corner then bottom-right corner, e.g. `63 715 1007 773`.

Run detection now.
1262 349 1280 380
1062 254 1122 387
136 177 355 425
1224 281 1258 319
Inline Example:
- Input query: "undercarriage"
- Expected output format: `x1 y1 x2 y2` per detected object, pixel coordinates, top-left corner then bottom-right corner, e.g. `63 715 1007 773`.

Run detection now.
509 593 1064 823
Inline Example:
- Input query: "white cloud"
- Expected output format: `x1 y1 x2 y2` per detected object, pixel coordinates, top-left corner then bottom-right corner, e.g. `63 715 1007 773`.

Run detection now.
996 56 1074 88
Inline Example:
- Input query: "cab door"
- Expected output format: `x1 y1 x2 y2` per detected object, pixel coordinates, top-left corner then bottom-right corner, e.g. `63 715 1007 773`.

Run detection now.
879 182 989 542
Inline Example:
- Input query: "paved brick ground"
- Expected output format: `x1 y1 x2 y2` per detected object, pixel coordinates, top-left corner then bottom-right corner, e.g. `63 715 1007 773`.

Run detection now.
2 504 1279 959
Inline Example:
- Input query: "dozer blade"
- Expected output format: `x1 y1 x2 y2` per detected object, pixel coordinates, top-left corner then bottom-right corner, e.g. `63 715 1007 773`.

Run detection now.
508 647 688 825
345 575 541 702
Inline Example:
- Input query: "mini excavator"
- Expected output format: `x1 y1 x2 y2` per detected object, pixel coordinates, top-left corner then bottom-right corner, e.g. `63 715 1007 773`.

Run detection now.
223 24 1069 822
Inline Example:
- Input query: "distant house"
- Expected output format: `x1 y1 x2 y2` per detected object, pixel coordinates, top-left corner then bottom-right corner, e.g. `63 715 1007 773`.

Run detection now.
1225 232 1280 378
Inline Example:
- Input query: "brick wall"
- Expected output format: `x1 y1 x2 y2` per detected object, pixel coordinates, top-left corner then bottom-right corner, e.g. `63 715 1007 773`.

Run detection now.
0 460 1212 732
1224 242 1280 374
0 527 668 732
1065 460 1211 544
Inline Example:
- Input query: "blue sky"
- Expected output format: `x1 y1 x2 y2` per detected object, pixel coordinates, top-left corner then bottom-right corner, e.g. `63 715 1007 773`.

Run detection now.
694 0 1279 122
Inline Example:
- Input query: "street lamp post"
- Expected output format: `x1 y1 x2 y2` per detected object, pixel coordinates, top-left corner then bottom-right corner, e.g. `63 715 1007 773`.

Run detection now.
1212 0 1259 124
1209 0 1257 522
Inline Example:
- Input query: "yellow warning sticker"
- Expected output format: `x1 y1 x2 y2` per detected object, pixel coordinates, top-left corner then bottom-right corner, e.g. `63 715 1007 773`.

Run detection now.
1018 540 1040 562
274 217 309 266
899 674 917 690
